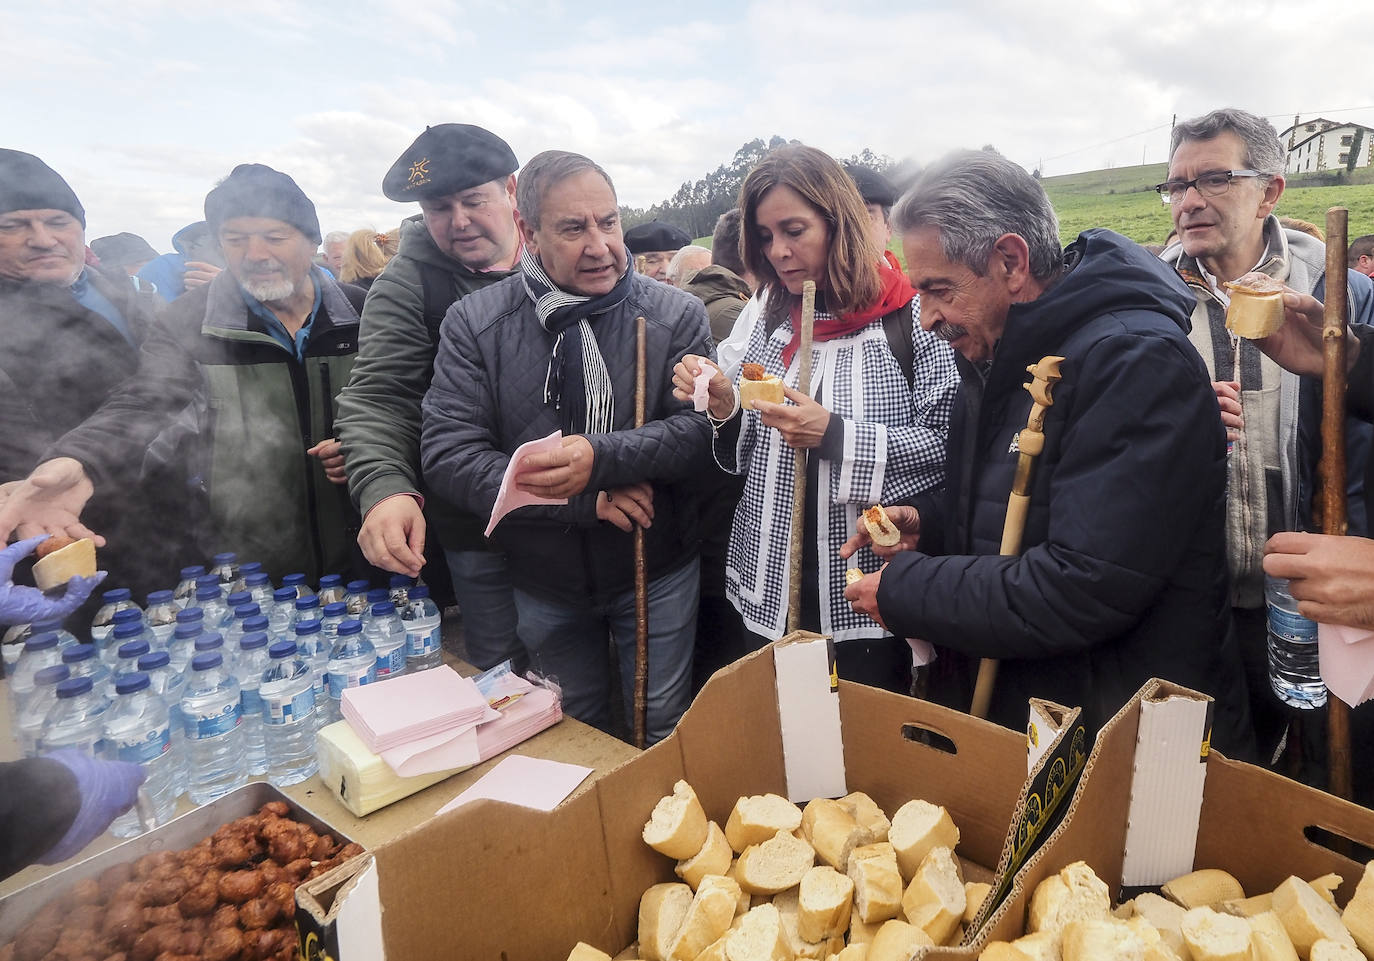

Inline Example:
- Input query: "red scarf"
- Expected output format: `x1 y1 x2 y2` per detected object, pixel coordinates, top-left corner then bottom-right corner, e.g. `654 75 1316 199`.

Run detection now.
781 262 915 368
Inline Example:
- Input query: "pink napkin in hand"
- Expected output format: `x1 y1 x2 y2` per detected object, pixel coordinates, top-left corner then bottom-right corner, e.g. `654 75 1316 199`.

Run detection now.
692 367 714 412
1319 622 1374 707
485 430 569 537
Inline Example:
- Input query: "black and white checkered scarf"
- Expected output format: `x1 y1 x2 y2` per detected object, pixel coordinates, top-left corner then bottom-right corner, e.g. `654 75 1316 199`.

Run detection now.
519 248 631 435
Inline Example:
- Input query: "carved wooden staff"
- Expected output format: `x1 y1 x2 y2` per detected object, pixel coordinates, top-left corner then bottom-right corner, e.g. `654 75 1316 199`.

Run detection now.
970 355 1065 720
786 281 818 633
1321 208 1352 800
633 315 649 749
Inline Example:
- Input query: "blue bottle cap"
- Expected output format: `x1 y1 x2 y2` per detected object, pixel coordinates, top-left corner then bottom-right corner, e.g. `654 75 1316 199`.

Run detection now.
113 622 144 640
268 641 298 659
226 590 252 609
62 644 97 664
176 607 205 624
191 651 223 671
409 585 431 600
35 664 71 685
239 561 263 575
273 587 297 603
389 574 413 589
115 672 150 695
370 601 396 617
211 552 237 565
323 602 348 618
137 651 170 671
112 608 142 625
174 622 204 640
295 619 321 635
102 588 132 603
24 632 59 652
234 603 262 620
180 565 206 580
243 615 269 633
117 639 151 660
366 589 388 604
240 632 269 651
346 580 369 593
338 619 363 636
295 595 319 611
195 585 222 601
194 633 224 651
282 573 306 587
146 589 174 605
56 676 93 698
319 574 342 588
245 572 271 587
195 574 220 589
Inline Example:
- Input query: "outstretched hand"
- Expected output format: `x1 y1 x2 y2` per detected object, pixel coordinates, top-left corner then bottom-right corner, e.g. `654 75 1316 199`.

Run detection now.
839 505 921 560
1251 279 1361 379
752 386 831 449
671 354 735 420
0 458 101 546
0 535 107 625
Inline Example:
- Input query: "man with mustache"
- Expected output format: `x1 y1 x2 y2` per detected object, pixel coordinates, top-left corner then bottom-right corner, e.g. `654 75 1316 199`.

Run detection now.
1158 108 1374 759
0 164 366 583
841 149 1254 757
420 150 712 744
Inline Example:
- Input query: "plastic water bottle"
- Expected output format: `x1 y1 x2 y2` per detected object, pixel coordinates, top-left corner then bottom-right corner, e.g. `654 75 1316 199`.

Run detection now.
91 589 143 650
195 584 229 631
18 664 69 757
320 602 348 645
366 602 407 681
20 620 79 651
176 605 205 634
194 632 225 658
324 619 375 725
96 609 143 666
168 621 203 675
225 604 263 648
260 641 319 786
110 620 148 663
114 638 152 681
244 571 274 608
139 651 188 797
40 676 110 756
223 591 252 627
281 572 314 600
144 590 179 646
180 651 247 804
316 574 346 607
343 580 371 617
173 565 207 608
63 644 112 703
235 632 271 775
363 589 389 621
10 632 65 729
195 573 221 593
292 594 321 630
268 587 298 637
1266 574 1327 709
208 552 239 585
402 585 443 673
388 574 414 610
103 672 177 836
228 561 263 597
293 619 329 728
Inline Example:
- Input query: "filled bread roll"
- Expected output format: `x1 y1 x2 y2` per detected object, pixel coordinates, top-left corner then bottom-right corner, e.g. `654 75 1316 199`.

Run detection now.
32 536 97 591
861 506 902 548
1224 273 1285 339
739 363 784 410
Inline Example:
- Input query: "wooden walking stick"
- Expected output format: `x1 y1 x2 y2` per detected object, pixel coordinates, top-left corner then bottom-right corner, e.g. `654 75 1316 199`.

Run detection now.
970 354 1065 720
786 282 818 633
1321 208 1353 800
633 315 650 749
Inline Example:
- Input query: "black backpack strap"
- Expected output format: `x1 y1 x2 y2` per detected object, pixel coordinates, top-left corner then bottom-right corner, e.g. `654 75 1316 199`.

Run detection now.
417 260 458 347
882 303 915 389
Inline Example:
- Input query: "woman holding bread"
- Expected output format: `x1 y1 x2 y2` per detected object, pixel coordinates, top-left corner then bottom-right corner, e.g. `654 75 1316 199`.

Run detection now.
674 145 958 691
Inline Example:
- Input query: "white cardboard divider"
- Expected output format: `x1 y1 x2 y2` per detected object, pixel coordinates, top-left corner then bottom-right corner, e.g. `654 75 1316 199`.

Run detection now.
773 634 847 802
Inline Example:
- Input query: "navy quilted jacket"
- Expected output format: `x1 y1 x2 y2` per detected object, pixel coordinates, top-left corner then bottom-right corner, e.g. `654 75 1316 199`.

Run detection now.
420 272 714 604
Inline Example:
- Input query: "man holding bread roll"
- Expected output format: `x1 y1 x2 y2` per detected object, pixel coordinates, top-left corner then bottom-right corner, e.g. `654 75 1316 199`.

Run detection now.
840 149 1254 755
1158 108 1374 756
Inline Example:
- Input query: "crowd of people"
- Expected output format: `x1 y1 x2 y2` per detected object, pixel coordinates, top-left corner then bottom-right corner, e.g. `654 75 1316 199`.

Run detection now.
4 106 1374 806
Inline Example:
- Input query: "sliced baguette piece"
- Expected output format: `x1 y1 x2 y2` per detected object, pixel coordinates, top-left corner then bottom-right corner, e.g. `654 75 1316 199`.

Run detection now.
735 830 815 896
1248 910 1299 961
678 822 733 890
797 865 854 942
1307 875 1342 908
1008 931 1060 961
1027 861 1111 937
846 842 903 924
1342 859 1374 957
727 795 804 853
888 799 960 881
568 943 615 961
901 845 966 945
801 798 865 872
1131 891 1190 957
848 904 882 945
31 536 97 591
1309 938 1364 961
670 875 742 961
964 881 992 925
639 882 695 961
773 888 841 960
1272 875 1358 957
724 903 792 961
1222 894 1276 918
644 781 710 860
838 792 892 845
1164 870 1248 910
832 946 869 961
723 861 752 916
697 935 729 961
1061 919 1148 961
1180 907 1256 961
866 919 934 961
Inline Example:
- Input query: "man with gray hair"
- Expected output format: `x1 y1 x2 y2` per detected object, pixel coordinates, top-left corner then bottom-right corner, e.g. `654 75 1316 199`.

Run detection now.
841 148 1254 754
664 244 710 288
1158 107 1374 758
420 150 713 744
321 230 349 276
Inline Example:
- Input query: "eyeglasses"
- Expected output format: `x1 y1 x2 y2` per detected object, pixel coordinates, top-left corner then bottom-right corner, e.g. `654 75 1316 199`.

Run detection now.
1155 169 1263 204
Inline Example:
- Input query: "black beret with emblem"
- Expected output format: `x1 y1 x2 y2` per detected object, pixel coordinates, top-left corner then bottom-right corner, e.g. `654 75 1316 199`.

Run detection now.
623 219 692 254
382 124 519 201
844 165 897 208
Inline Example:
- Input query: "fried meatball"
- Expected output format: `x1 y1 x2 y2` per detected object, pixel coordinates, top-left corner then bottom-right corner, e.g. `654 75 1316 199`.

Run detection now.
11 920 59 961
142 905 182 928
260 801 290 818
209 904 239 930
308 832 336 861
200 926 244 961
210 836 255 870
266 830 308 865
238 895 281 931
217 870 265 905
281 858 312 883
97 863 136 900
264 881 296 921
99 902 144 951
175 880 218 919
128 924 183 961
137 875 189 908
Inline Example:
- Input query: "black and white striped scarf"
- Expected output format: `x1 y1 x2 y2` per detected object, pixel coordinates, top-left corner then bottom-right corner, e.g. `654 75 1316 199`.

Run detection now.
519 248 631 435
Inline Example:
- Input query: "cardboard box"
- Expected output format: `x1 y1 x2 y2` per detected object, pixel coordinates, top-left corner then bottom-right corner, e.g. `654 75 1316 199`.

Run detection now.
968 678 1374 950
307 637 1053 960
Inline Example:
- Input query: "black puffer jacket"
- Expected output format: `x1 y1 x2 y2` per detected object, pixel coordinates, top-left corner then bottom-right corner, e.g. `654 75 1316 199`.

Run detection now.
878 230 1253 757
420 271 713 605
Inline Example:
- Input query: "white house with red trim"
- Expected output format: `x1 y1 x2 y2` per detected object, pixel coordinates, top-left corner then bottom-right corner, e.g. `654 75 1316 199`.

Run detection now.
1281 117 1374 174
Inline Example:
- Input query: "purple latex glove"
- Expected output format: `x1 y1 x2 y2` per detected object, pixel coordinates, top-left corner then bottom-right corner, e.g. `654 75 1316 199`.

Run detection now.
38 749 146 864
0 535 106 626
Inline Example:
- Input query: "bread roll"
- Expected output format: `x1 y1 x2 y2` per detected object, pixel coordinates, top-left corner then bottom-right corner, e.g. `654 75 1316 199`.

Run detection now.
1180 907 1257 961
866 919 933 961
724 861 752 916
644 781 709 860
1272 875 1357 957
1130 891 1189 957
861 506 901 548
1222 894 1276 918
1027 861 1110 937
1309 938 1364 961
964 881 992 924
1249 910 1299 961
568 944 615 961
1341 859 1374 957
848 904 882 945
678 822 733 890
735 830 815 896
901 846 965 945
639 882 695 961
697 935 729 961
847 842 903 924
727 795 803 853
1308 875 1343 909
724 903 792 961
1007 931 1059 961
1163 869 1247 910
844 568 865 587
1062 919 1148 961
31 536 96 591
739 364 785 411
1224 273 1286 340
670 875 741 961
837 792 891 845
797 866 854 942
800 798 864 871
889 800 959 881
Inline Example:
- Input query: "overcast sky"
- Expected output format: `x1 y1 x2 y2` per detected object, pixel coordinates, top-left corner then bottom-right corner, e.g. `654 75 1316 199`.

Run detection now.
8 0 1373 250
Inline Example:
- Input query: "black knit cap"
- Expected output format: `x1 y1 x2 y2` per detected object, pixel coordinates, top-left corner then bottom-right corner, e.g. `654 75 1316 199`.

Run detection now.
0 149 85 226
382 124 518 201
204 164 321 244
624 220 691 254
845 165 897 208
90 232 158 268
